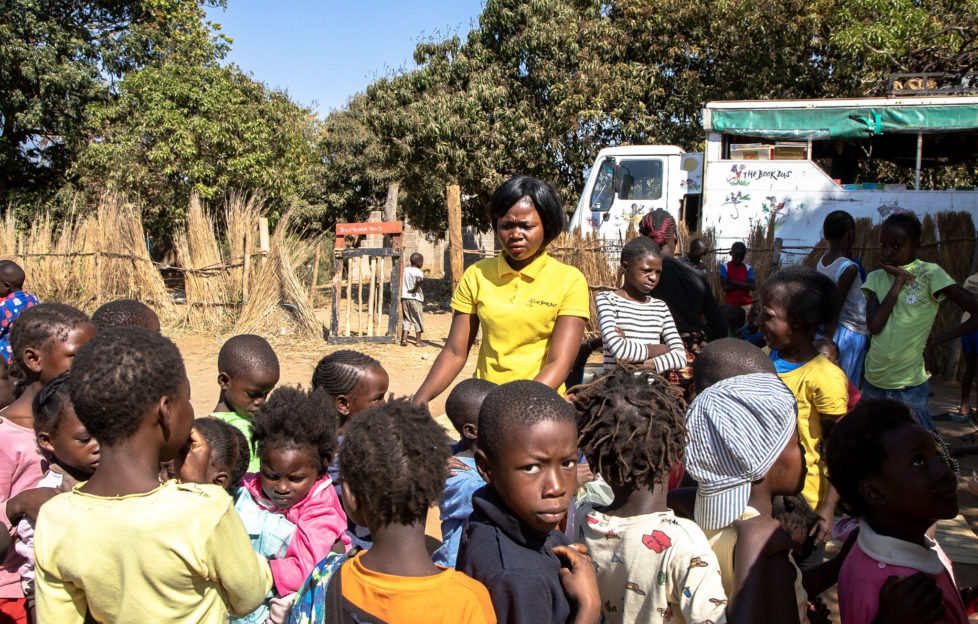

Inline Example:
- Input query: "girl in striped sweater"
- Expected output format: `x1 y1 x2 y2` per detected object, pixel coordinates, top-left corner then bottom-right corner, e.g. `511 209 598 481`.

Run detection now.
596 236 686 374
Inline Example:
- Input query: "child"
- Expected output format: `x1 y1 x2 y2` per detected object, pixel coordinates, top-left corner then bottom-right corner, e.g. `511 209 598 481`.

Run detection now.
0 304 94 618
290 399 497 623
814 337 861 410
827 398 972 623
34 326 271 622
718 241 755 311
0 261 38 363
456 380 600 624
679 237 709 273
90 298 160 332
572 368 728 624
685 372 810 622
817 210 869 387
175 416 250 492
211 334 281 471
759 266 849 558
2 303 95 428
311 350 389 429
239 386 350 599
432 378 496 568
863 212 978 431
14 373 99 614
721 303 747 338
952 268 978 418
400 252 425 347
595 236 686 373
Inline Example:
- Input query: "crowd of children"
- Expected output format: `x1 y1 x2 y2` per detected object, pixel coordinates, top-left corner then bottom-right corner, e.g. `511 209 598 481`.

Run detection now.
0 205 974 624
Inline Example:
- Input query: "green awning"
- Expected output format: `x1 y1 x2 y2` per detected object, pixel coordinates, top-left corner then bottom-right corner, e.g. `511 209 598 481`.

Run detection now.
706 104 978 140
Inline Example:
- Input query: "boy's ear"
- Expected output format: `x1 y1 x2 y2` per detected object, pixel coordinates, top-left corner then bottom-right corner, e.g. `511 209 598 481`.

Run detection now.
22 346 43 374
217 372 230 390
212 470 230 489
37 431 55 454
859 477 886 507
334 395 352 417
462 422 478 441
340 480 358 516
474 448 493 484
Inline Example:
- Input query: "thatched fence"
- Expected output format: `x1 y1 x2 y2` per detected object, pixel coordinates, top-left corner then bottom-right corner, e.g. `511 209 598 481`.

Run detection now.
0 194 323 339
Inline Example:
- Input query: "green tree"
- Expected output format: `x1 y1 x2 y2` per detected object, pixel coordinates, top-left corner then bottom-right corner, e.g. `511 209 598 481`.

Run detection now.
0 0 226 206
73 59 319 235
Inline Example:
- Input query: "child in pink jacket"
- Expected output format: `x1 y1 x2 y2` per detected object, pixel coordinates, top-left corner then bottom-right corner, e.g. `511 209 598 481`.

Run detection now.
239 387 350 599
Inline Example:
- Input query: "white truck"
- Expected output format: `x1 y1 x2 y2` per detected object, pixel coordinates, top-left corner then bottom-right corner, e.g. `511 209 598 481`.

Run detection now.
568 96 978 253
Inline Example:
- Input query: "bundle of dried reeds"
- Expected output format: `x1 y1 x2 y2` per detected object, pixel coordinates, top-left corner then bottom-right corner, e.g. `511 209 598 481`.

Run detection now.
232 210 322 339
176 195 236 330
225 191 264 299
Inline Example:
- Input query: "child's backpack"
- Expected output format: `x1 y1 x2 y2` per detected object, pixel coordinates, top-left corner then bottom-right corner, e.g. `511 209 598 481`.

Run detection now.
289 548 386 624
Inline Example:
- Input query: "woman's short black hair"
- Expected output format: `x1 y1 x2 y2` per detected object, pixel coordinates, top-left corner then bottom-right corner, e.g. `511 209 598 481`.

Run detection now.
620 236 662 265
340 399 451 526
760 265 838 336
882 212 922 243
826 398 916 516
822 210 855 240
488 176 566 246
251 386 339 475
68 327 185 447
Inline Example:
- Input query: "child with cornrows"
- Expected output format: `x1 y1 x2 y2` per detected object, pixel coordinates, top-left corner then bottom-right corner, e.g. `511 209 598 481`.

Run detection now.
572 367 727 624
863 212 978 430
311 350 389 430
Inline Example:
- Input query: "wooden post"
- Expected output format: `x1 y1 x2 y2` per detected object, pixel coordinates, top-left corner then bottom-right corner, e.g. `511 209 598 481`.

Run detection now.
447 185 463 295
357 260 364 336
258 217 270 263
366 257 376 336
376 257 385 333
94 250 103 306
309 239 322 303
345 259 352 337
241 232 251 302
771 237 783 271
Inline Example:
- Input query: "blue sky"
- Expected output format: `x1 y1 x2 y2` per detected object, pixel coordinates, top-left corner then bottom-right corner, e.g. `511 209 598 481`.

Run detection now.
205 0 485 116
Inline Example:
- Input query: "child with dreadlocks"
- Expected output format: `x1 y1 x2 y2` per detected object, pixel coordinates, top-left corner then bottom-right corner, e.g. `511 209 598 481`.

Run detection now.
571 367 728 624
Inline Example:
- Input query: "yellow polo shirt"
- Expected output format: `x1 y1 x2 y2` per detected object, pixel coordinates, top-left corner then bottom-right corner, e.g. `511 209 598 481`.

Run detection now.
452 252 589 391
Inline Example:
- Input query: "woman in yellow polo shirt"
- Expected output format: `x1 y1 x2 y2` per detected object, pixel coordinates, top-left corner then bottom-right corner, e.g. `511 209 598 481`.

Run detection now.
413 176 590 405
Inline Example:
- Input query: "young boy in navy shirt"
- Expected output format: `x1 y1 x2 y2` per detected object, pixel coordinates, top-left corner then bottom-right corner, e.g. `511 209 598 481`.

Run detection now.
456 380 600 624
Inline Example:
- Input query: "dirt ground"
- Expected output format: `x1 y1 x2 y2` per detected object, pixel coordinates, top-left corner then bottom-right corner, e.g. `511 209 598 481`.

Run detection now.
173 311 978 617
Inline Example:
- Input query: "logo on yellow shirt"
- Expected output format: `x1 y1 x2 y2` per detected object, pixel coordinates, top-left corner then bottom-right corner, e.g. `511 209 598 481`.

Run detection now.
527 297 558 308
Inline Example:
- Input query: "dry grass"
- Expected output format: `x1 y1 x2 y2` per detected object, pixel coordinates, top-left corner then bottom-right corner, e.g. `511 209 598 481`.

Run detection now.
233 210 323 339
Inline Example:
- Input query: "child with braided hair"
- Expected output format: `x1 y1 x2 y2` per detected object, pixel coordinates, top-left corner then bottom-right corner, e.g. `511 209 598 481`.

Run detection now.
311 350 389 428
571 367 727 624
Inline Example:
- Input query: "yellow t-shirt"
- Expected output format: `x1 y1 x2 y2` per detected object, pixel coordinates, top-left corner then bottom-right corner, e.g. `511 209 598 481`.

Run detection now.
451 252 590 392
341 551 497 623
777 354 849 510
35 480 272 624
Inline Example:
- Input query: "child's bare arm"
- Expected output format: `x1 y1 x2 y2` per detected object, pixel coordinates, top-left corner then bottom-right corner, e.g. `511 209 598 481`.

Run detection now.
866 267 909 334
553 544 601 624
925 284 978 352
728 515 800 622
